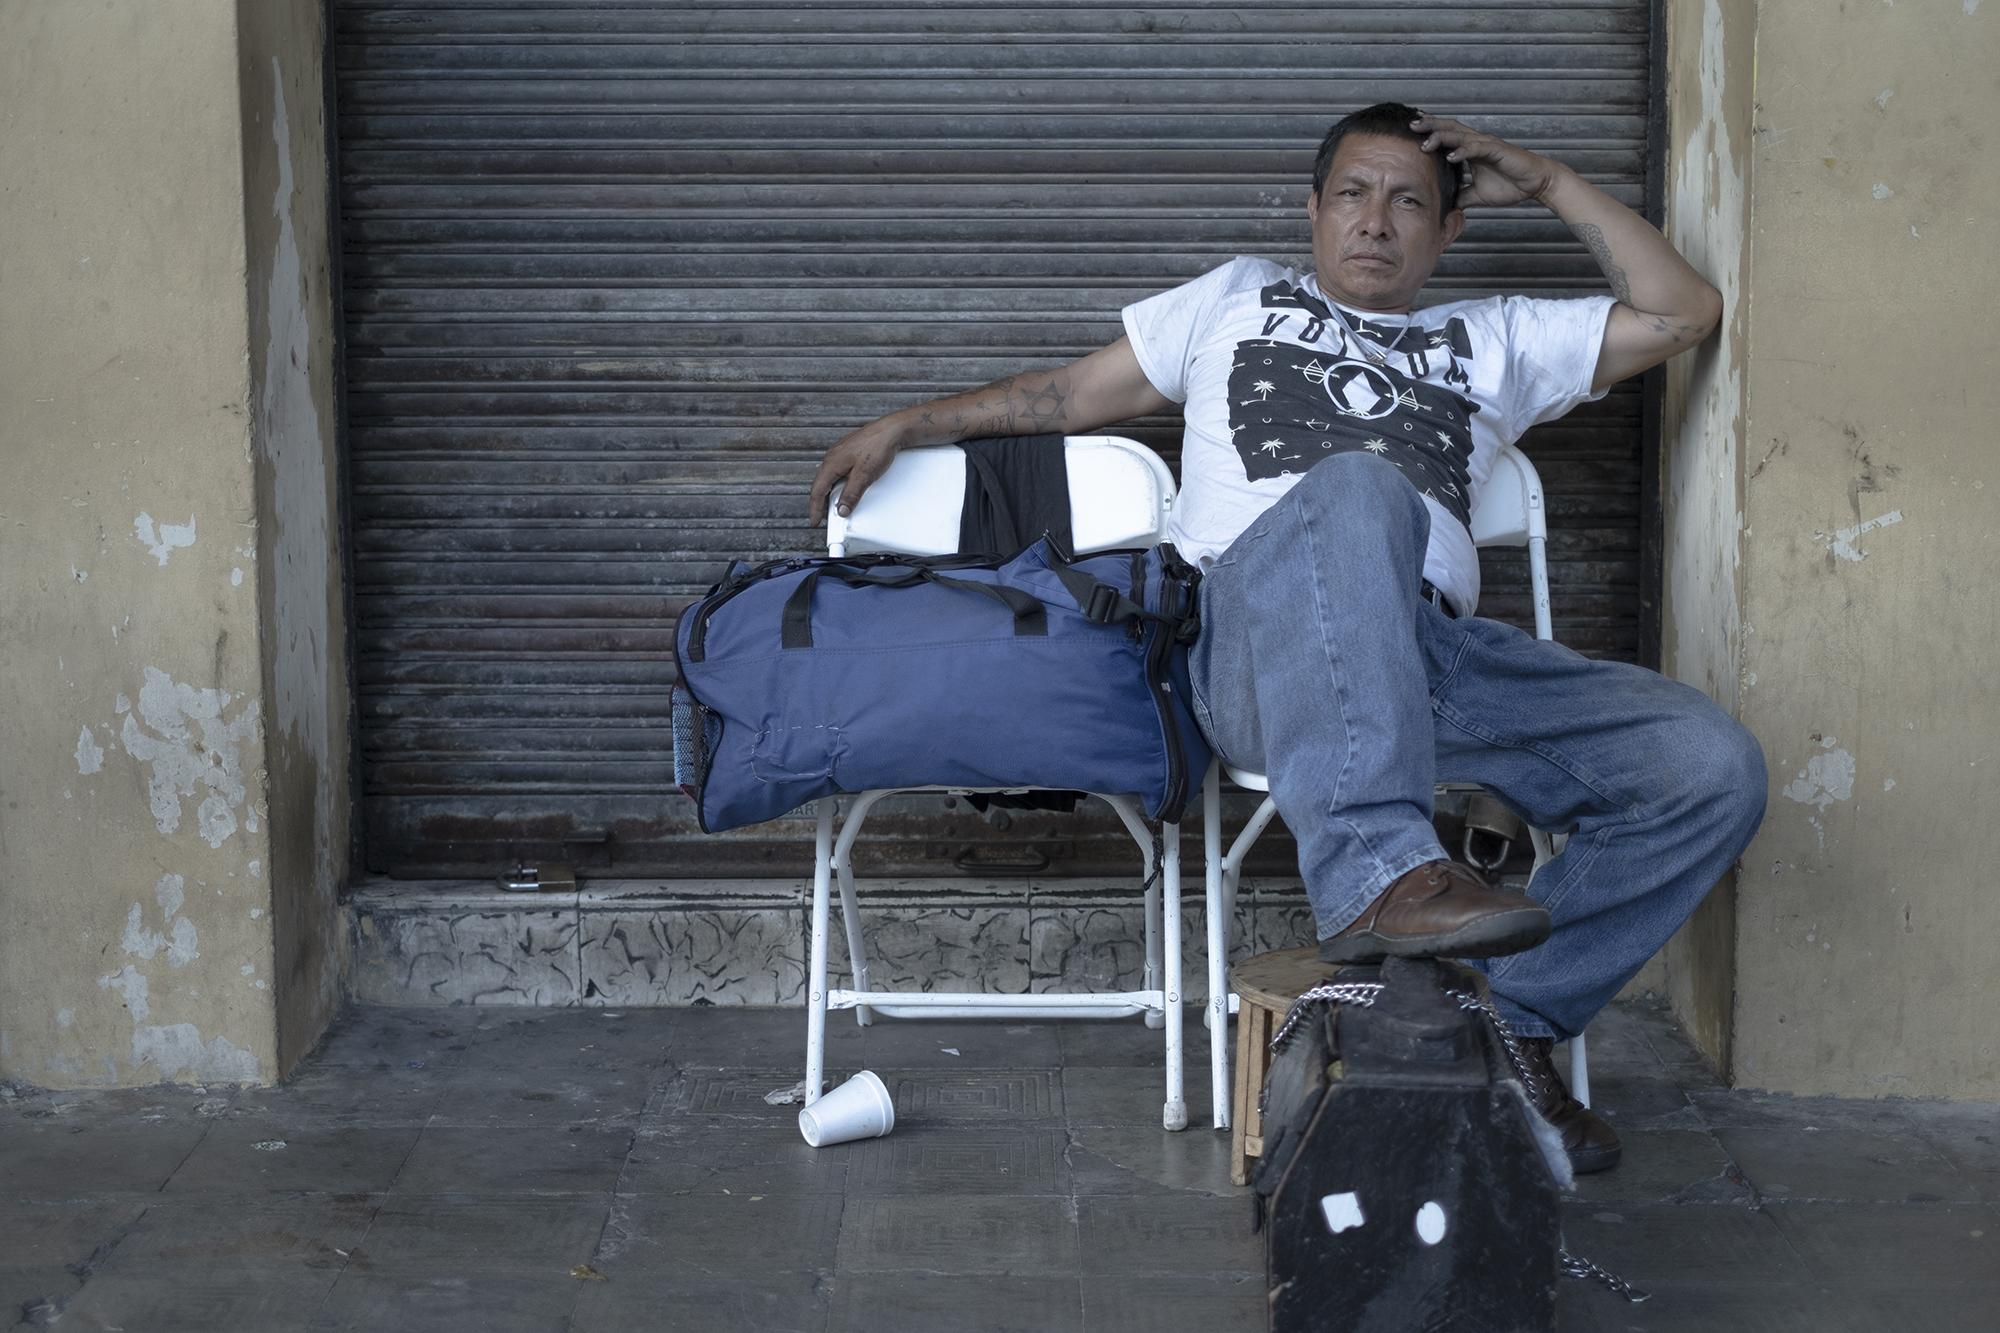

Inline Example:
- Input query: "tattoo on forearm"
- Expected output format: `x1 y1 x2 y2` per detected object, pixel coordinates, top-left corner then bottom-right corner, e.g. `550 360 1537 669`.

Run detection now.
1021 378 1070 428
1572 223 1634 304
945 371 1072 439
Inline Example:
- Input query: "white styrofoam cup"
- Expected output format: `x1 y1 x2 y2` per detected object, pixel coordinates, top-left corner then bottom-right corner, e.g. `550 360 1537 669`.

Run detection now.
798 1070 895 1148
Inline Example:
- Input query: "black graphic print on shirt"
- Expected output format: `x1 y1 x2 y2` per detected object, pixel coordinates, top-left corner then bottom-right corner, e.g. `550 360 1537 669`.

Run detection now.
1226 281 1481 527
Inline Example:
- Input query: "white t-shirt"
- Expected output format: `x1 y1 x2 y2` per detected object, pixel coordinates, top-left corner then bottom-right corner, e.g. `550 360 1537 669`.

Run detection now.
1121 257 1613 616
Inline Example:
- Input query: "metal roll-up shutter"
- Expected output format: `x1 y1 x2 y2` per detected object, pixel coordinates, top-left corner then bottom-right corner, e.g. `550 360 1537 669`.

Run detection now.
333 1 1659 881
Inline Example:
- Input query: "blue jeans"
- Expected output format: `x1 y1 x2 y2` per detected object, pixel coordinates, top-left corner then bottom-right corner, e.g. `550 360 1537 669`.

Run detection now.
1187 452 1768 1040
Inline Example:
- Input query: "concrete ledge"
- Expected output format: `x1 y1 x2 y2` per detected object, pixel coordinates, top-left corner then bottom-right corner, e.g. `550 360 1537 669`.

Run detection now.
346 877 1316 1008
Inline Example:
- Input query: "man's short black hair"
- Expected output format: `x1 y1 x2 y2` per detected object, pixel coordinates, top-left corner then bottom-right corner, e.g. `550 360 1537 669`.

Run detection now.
1311 102 1461 221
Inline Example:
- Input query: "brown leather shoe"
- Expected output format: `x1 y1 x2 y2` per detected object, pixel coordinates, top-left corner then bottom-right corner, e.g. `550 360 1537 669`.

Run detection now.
1516 1036 1622 1174
1316 859 1551 964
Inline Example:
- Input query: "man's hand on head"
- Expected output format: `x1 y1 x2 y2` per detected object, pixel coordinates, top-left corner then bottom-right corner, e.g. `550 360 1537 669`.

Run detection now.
1407 113 1723 389
1409 113 1566 210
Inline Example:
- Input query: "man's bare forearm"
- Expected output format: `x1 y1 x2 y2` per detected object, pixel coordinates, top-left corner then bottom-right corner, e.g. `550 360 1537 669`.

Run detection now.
1539 165 1721 345
808 338 1167 521
884 367 1084 450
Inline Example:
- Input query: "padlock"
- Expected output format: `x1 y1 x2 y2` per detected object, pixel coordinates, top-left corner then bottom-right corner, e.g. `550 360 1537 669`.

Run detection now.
1462 791 1524 874
497 863 578 894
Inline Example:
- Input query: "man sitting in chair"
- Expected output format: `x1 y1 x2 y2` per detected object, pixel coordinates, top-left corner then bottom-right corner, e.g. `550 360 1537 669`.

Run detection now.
806 104 1767 1174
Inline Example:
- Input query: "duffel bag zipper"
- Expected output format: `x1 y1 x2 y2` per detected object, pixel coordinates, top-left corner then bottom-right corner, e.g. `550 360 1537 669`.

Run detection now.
686 550 985 662
1136 555 1190 816
685 556 808 664
667 670 720 834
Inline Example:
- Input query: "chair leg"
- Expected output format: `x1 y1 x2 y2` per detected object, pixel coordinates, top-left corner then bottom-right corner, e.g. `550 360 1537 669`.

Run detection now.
1142 836 1163 1031
1097 794 1166 1031
1160 819 1187 1131
833 849 873 1028
1223 796 1281 924
831 791 891 1028
1203 764 1231 1129
1201 766 1223 1034
804 798 835 1108
1569 1031 1591 1108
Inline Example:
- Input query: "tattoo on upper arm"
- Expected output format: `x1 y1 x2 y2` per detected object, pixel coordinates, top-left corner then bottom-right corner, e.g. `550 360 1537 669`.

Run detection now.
1573 222 1711 347
1634 311 1706 345
1572 223 1634 305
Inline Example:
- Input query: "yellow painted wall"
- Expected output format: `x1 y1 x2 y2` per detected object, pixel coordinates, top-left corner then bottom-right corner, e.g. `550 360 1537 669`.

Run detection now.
0 0 344 1088
1732 0 2000 1097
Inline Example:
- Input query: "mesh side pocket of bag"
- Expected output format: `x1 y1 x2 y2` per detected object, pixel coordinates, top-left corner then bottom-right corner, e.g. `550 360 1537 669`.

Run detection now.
670 686 715 798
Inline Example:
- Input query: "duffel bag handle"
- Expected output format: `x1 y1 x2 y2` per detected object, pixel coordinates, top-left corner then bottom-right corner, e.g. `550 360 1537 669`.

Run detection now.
781 564 1048 651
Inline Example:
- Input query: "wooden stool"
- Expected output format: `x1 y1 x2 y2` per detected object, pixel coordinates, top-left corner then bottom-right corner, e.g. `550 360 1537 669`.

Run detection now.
1228 945 1330 1187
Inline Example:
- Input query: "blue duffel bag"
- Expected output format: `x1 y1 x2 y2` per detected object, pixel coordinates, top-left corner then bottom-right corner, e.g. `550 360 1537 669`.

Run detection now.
671 537 1209 833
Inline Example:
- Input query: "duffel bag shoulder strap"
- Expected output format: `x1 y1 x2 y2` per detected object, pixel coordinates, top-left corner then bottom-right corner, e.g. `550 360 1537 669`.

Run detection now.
780 562 1049 651
1043 549 1200 643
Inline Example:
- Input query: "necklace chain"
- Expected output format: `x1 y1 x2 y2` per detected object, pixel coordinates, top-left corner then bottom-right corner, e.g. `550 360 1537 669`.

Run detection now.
1323 300 1415 367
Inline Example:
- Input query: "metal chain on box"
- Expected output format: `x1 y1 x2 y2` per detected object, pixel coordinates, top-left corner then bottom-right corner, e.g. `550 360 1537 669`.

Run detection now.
1269 980 1650 1305
1558 1250 1651 1304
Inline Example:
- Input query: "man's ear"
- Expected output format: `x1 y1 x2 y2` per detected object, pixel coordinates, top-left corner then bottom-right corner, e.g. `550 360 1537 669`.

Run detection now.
1307 188 1321 228
1439 208 1466 251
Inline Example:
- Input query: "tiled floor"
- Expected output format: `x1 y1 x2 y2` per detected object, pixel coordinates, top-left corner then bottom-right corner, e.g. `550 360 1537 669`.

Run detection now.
2 1001 1995 1331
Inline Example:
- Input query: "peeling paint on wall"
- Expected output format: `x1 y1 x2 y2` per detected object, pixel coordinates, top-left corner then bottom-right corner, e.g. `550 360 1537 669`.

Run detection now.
96 965 150 1023
129 1025 259 1083
1782 738 1856 809
1781 738 1856 851
132 512 197 566
118 873 200 969
74 725 104 774
1815 509 1904 562
155 872 185 920
114 667 261 846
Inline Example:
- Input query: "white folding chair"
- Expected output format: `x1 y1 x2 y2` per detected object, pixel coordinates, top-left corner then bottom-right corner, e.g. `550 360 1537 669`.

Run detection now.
1199 441 1591 1130
805 434 1194 1130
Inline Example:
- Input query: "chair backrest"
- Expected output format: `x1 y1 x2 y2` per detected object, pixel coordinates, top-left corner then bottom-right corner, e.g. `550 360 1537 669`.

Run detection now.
827 434 1176 558
1468 440 1554 640
828 434 1552 641
1467 440 1546 550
